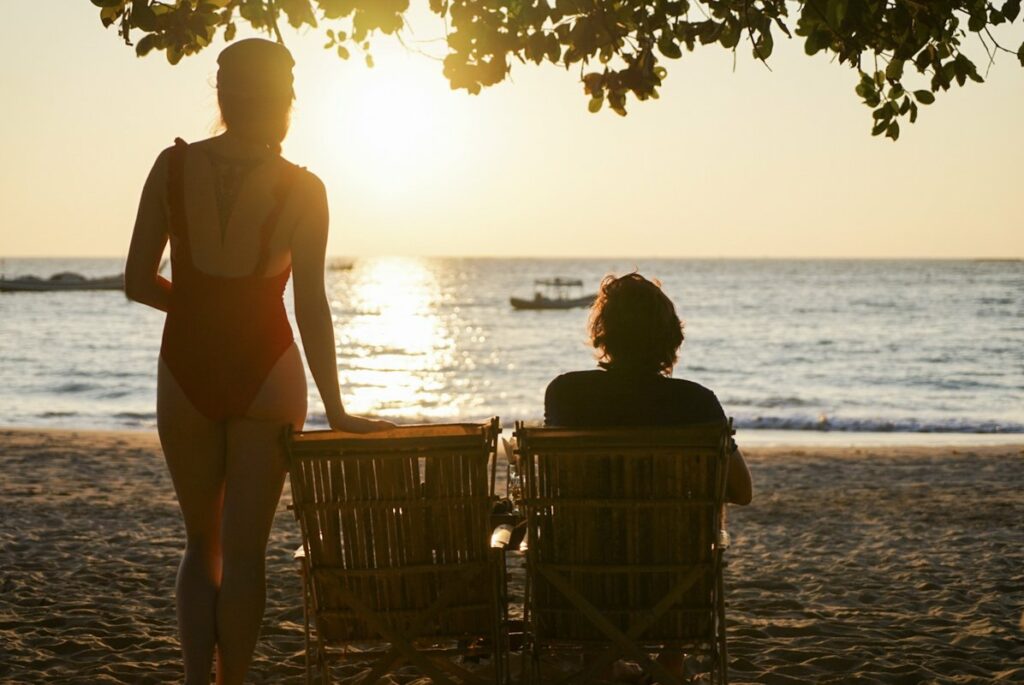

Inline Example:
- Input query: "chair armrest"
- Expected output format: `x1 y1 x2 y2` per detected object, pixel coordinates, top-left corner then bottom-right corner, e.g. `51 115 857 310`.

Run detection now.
491 524 514 549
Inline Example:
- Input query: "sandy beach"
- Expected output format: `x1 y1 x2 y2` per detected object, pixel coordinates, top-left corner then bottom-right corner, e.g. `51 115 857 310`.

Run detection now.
1 429 1021 684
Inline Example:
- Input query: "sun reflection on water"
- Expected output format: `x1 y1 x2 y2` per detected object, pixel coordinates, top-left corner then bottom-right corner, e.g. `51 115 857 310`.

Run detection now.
329 257 461 419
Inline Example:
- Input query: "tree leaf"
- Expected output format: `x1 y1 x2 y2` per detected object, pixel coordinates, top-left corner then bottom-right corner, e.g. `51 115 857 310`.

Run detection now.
827 0 849 27
167 44 184 66
885 59 904 81
753 32 774 60
1003 0 1022 22
913 90 935 104
804 32 822 56
718 23 739 49
99 6 121 28
130 3 157 31
134 34 157 57
658 34 682 59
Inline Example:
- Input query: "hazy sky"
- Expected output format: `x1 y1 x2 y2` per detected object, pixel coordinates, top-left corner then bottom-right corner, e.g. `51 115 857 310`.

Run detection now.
1 3 1021 258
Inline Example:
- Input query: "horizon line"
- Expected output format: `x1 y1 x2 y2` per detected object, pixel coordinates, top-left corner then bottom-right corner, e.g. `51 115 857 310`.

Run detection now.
337 254 1021 262
2 254 1021 262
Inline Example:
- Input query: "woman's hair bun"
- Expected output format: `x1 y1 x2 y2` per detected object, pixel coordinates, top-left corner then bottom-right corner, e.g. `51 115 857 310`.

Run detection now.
216 38 294 99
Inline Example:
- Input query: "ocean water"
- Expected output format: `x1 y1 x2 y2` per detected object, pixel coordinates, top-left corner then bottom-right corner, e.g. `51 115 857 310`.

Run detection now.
1 257 1021 439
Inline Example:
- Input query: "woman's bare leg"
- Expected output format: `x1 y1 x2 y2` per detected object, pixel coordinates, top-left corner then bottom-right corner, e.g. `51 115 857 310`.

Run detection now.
215 345 306 685
157 359 226 685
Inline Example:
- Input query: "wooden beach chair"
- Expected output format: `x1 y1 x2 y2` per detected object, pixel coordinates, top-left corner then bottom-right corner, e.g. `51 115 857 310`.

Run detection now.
285 418 509 685
514 420 734 685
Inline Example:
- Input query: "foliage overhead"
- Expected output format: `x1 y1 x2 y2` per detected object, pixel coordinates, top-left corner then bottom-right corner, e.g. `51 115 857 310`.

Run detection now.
93 0 1024 139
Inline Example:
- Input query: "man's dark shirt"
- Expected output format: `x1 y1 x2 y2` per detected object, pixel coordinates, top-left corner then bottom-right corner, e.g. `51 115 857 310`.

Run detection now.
544 368 726 427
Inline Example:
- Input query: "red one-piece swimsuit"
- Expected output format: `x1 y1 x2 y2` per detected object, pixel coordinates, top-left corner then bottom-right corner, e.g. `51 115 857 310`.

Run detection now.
160 138 298 422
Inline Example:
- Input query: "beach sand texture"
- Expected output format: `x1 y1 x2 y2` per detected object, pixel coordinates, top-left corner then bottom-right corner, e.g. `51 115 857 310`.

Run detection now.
0 429 1021 684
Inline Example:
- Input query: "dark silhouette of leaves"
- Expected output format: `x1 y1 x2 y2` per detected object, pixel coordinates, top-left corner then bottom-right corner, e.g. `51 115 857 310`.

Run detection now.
92 0 1023 138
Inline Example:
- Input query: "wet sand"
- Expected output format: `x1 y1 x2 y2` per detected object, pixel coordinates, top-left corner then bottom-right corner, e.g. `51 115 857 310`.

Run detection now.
1 429 1021 684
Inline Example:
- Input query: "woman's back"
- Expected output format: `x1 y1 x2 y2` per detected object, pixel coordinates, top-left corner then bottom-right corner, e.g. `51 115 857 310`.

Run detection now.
169 137 304 280
161 137 305 422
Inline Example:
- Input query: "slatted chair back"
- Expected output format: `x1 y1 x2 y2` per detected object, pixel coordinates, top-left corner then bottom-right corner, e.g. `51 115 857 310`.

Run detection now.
515 420 733 685
286 418 506 685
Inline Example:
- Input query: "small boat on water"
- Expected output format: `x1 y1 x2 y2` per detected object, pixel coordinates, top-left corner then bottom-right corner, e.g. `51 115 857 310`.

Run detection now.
0 271 124 293
510 278 597 310
328 259 354 271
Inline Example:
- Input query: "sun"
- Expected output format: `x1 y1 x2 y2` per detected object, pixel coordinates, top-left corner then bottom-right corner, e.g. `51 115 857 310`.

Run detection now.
298 49 479 202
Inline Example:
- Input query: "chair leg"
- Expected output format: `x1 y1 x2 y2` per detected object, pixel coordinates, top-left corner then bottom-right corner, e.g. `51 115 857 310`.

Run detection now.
491 550 509 685
492 627 507 685
304 640 312 685
318 647 332 685
529 646 542 685
716 567 729 685
300 560 314 685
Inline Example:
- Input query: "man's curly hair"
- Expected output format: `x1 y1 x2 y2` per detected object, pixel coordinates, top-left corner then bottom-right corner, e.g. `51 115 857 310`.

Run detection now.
588 273 684 375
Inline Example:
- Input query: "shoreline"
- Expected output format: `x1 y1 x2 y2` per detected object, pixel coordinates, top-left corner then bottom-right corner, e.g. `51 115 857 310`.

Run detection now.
4 424 1024 449
1 429 1022 684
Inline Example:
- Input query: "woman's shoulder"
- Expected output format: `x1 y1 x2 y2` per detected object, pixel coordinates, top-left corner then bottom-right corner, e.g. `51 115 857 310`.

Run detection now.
141 143 181 191
151 141 184 167
278 159 325 196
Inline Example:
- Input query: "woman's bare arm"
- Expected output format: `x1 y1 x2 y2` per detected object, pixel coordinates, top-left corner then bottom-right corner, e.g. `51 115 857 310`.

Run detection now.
725 447 753 505
125 150 173 311
291 173 393 433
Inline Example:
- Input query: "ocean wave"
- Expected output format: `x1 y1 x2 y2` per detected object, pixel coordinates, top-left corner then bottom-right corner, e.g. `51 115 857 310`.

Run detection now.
67 369 141 379
727 395 818 409
53 382 95 394
113 411 157 421
300 410 1024 435
733 415 1024 434
905 377 1002 391
98 390 131 399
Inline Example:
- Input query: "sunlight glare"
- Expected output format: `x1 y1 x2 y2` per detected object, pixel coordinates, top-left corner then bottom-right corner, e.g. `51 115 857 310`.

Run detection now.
333 257 458 418
305 55 478 202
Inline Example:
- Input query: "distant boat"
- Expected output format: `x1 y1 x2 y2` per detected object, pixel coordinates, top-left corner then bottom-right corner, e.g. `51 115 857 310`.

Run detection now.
0 271 124 292
510 278 596 310
328 259 354 271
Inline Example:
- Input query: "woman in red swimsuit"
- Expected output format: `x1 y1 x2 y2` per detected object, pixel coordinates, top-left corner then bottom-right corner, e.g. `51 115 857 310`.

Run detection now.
125 39 392 684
